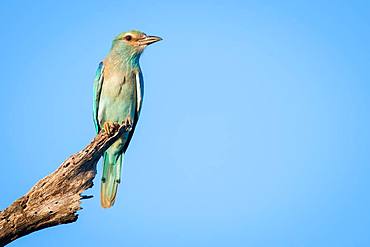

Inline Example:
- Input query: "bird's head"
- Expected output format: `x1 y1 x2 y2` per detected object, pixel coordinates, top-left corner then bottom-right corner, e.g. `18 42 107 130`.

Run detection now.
112 30 162 58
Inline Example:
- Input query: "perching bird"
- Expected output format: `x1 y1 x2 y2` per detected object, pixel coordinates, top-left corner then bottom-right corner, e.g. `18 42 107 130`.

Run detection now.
93 30 161 208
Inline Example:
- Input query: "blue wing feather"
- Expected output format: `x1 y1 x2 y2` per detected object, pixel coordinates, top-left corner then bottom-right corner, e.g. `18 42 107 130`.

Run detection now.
122 69 144 153
93 62 104 133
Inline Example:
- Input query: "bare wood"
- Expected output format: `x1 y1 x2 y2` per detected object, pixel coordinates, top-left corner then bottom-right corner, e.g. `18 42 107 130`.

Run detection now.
0 124 127 246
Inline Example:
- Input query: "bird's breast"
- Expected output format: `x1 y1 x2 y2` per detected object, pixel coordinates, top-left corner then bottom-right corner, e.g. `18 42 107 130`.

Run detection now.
104 73 127 97
98 71 137 123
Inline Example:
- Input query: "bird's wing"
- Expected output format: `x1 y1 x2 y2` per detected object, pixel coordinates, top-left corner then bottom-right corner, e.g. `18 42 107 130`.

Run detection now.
93 62 104 133
123 69 144 153
135 69 144 114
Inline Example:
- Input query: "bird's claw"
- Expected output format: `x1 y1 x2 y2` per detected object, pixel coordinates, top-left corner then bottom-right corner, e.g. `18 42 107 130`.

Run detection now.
103 121 119 136
122 118 133 132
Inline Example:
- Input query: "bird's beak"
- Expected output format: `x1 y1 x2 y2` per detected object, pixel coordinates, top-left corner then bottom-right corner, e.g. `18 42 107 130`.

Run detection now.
140 35 162 45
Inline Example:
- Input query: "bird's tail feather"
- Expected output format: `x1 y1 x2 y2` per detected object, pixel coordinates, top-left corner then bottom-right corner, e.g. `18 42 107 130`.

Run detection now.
100 152 123 208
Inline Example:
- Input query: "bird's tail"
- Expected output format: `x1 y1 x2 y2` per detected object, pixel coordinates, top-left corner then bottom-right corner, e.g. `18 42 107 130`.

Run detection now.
100 151 123 208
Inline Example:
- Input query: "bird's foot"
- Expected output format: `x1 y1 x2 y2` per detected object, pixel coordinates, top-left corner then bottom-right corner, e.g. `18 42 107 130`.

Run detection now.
122 117 133 132
103 121 119 136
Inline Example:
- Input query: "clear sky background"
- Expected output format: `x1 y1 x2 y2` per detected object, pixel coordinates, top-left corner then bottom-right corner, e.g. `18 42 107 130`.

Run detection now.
0 1 369 246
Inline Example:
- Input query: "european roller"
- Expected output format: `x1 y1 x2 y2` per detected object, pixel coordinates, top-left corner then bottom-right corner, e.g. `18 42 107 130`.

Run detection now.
93 30 161 208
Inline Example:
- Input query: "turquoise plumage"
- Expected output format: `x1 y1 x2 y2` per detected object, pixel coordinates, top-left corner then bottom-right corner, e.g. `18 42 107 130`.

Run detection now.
93 30 161 208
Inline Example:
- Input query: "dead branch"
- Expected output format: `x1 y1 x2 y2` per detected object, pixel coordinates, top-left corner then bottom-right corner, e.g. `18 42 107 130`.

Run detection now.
0 124 127 246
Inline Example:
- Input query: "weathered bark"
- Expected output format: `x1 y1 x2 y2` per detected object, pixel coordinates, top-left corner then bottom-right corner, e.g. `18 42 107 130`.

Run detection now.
0 124 127 246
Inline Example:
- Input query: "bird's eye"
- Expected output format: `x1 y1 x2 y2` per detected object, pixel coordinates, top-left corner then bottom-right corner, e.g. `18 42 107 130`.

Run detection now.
125 35 132 41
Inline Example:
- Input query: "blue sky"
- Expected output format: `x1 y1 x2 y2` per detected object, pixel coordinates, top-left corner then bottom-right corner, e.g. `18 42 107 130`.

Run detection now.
1 1 369 246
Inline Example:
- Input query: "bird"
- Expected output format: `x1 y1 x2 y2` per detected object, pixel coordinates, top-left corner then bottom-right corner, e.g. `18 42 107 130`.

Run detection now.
93 30 161 208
